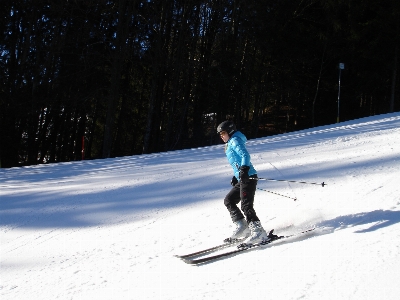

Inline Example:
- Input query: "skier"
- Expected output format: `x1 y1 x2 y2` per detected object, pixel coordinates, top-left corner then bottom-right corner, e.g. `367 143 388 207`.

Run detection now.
217 120 269 246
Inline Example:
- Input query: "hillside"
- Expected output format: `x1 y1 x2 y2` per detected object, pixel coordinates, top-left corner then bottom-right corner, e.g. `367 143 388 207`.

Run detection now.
1 113 400 300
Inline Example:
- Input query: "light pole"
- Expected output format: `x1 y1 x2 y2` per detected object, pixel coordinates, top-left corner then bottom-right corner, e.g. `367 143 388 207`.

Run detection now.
337 63 345 123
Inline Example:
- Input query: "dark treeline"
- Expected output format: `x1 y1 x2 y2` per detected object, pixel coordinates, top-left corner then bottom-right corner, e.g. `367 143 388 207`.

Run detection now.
1 0 399 167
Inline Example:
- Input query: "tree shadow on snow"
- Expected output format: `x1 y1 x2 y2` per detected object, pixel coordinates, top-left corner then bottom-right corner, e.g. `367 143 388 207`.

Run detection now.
317 209 400 233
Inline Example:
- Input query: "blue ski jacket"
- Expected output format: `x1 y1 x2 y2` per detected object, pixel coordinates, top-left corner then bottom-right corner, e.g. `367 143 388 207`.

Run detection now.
225 131 257 180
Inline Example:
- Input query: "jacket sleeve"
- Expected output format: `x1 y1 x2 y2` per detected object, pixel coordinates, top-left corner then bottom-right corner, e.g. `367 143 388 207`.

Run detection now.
230 138 251 167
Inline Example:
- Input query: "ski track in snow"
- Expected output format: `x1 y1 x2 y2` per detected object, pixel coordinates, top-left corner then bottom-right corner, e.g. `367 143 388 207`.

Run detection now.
1 113 400 300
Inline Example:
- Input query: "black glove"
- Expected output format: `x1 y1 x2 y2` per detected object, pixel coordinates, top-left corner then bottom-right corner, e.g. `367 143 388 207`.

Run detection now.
231 176 238 186
239 166 250 183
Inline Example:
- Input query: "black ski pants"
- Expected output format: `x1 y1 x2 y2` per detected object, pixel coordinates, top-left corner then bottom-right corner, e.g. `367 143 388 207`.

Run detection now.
224 175 259 223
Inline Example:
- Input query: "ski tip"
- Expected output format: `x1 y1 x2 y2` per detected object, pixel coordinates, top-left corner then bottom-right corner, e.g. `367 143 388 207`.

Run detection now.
182 258 200 265
174 254 190 259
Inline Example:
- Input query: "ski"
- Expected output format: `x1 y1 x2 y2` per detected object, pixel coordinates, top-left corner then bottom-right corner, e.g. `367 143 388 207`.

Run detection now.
174 238 244 259
180 227 315 265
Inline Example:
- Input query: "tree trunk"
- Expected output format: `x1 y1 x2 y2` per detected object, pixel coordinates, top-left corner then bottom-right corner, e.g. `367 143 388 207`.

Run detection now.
390 46 397 113
102 0 129 158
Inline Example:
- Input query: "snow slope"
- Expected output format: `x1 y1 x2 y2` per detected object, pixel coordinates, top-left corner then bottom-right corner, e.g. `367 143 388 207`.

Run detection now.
1 113 400 300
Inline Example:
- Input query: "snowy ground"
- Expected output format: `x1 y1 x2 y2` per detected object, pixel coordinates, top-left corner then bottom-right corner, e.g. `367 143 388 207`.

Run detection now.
1 112 400 300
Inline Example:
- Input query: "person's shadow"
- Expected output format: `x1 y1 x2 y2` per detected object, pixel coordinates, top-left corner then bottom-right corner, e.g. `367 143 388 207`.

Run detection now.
318 209 400 233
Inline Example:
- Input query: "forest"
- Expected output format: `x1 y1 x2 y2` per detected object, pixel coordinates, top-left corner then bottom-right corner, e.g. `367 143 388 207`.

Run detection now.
1 0 399 167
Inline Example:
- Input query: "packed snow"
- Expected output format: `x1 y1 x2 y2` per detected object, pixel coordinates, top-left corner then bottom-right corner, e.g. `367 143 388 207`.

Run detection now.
1 112 400 300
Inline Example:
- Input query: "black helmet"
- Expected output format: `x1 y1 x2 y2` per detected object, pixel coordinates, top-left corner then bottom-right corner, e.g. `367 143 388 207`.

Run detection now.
217 120 236 135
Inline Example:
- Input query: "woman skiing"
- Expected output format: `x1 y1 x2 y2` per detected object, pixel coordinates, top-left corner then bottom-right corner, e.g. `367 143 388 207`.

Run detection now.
217 120 269 246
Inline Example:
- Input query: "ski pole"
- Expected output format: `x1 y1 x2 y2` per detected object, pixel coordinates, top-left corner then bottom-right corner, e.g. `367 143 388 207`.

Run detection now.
253 177 326 187
257 187 297 201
